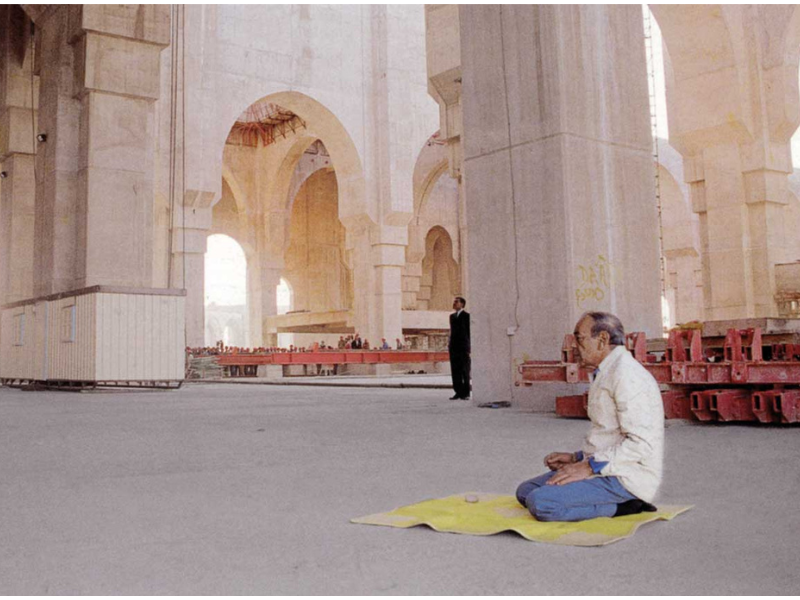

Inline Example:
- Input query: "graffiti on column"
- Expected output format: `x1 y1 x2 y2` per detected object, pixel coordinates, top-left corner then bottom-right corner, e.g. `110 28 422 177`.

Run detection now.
575 255 618 309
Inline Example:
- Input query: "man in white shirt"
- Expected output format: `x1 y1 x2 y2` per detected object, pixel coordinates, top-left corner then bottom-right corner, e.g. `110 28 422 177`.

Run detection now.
515 312 664 521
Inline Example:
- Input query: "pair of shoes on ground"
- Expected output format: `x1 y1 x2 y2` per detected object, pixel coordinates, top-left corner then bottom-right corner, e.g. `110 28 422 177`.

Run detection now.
449 394 470 401
613 499 658 517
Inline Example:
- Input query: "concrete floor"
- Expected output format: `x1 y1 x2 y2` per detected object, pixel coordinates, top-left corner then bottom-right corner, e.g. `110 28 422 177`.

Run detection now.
1 382 798 594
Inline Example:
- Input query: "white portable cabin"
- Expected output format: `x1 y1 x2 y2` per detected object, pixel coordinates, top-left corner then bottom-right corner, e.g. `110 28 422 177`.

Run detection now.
0 286 185 388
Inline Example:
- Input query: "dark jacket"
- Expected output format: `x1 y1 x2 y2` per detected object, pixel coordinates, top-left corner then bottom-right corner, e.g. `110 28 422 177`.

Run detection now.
448 310 470 355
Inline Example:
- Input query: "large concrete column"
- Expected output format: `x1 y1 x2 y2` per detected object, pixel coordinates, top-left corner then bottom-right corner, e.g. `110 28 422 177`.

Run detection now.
666 252 702 325
254 173 289 348
171 192 214 347
0 155 35 303
456 177 468 295
681 146 791 320
32 5 169 296
354 5 434 344
346 221 376 342
0 5 37 304
71 6 169 289
659 151 703 325
345 222 406 346
32 6 81 296
258 264 282 348
245 256 262 348
371 225 406 345
653 5 800 320
456 5 662 406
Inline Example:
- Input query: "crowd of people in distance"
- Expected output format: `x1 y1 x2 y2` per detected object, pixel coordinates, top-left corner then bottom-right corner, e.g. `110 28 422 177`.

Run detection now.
187 335 412 357
334 333 409 350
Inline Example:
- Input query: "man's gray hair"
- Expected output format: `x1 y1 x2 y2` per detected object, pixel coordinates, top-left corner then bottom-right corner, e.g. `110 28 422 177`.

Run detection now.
581 311 625 346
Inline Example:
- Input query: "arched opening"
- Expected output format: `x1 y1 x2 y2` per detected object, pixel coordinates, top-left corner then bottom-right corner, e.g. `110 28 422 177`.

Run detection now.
419 226 460 311
219 92 364 348
284 166 350 314
223 319 245 348
276 278 294 348
277 278 293 315
204 234 248 347
405 132 461 312
206 318 223 347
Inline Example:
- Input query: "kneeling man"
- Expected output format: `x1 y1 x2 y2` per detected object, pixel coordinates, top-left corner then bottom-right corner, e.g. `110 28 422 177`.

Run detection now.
516 312 664 521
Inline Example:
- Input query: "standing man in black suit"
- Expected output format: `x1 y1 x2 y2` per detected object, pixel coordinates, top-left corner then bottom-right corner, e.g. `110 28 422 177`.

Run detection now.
448 296 471 400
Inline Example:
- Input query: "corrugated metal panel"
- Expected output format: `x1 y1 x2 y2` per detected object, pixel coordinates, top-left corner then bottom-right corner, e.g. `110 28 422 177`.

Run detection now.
33 302 47 380
46 294 96 381
174 295 185 379
95 292 185 381
0 303 44 380
1 308 23 378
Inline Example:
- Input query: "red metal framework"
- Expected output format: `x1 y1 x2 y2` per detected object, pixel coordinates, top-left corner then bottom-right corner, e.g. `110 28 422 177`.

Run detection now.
227 102 307 147
215 350 449 367
518 327 800 424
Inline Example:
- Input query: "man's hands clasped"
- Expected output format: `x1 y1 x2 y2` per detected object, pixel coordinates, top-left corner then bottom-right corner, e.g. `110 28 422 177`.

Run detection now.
544 452 575 470
543 451 593 486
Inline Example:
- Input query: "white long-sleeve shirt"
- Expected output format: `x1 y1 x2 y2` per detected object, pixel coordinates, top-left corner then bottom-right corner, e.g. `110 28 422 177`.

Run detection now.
581 345 664 502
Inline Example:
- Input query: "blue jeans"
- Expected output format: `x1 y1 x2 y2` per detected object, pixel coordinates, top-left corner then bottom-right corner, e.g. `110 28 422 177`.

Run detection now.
516 471 636 522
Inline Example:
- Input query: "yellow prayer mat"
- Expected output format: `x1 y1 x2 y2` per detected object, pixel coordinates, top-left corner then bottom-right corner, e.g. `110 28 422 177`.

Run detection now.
351 492 693 547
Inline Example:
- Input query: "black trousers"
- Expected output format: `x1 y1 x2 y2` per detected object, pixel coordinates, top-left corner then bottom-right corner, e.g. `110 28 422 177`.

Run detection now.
450 352 471 398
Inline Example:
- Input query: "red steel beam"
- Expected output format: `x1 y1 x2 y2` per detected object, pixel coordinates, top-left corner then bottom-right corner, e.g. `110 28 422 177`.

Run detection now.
666 329 703 363
662 389 694 420
555 394 588 419
709 389 756 422
774 389 800 423
520 360 800 386
215 351 449 367
690 390 718 422
752 391 781 423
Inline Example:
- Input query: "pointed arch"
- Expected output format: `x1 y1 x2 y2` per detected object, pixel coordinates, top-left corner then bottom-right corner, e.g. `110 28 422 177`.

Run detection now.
225 91 370 228
420 226 460 311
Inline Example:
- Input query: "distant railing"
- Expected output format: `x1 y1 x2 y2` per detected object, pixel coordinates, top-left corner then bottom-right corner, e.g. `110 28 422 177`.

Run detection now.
213 350 449 367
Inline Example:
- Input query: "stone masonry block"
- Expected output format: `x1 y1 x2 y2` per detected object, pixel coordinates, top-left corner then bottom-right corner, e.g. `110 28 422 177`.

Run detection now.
76 33 163 100
79 93 152 172
743 170 790 205
404 262 422 277
369 225 409 246
79 5 170 46
3 72 39 111
402 276 420 292
82 167 153 287
173 227 209 255
371 243 405 267
0 107 36 157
